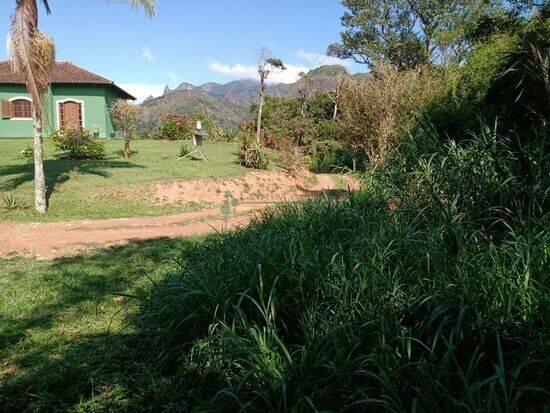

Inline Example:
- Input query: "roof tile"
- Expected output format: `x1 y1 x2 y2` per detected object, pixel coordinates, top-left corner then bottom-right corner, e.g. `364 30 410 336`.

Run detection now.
0 61 135 100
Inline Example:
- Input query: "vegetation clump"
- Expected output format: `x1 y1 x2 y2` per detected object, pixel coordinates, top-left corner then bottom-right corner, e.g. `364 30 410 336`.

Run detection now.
50 129 105 160
238 132 270 170
111 100 141 158
139 124 548 411
20 145 34 159
154 113 192 141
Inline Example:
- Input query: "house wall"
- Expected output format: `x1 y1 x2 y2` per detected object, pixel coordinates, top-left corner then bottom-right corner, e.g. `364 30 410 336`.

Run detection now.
0 84 123 138
0 85 54 138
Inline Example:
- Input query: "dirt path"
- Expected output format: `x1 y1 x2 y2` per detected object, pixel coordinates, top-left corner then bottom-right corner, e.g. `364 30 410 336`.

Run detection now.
0 172 359 260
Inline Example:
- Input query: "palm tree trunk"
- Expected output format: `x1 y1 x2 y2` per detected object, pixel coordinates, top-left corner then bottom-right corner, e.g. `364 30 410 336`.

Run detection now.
32 110 47 213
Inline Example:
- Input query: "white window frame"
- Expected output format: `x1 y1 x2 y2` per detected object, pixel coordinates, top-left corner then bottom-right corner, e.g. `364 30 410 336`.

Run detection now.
9 96 33 121
56 99 85 130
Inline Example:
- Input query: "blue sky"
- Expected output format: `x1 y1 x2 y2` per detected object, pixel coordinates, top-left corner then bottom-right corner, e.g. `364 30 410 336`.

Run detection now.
0 0 361 101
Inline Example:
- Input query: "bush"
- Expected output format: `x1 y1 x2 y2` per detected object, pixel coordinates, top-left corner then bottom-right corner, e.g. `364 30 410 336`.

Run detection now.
155 113 193 141
338 63 446 164
50 129 105 160
237 132 270 170
308 139 362 173
138 124 549 411
20 146 34 159
1 192 29 211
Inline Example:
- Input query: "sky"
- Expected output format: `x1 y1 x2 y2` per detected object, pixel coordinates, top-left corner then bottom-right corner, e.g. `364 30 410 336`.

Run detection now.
0 0 362 102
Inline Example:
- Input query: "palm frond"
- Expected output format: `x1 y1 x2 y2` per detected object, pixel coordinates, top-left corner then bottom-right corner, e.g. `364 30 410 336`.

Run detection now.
9 0 55 119
106 0 157 17
39 0 51 14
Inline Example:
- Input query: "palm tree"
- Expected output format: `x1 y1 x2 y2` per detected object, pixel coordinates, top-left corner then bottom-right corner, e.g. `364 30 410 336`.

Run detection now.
8 0 156 213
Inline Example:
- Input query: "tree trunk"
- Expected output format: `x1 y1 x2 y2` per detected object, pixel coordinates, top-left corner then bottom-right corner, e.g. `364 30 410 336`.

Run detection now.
256 79 265 145
33 112 47 214
123 136 131 158
333 103 339 120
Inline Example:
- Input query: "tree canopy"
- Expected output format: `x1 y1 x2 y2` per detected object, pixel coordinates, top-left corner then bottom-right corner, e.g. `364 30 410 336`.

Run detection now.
327 0 532 70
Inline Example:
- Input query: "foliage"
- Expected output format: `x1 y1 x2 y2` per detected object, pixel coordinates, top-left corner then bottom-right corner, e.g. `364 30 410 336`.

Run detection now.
425 33 519 137
237 132 270 170
308 138 361 173
20 146 34 159
256 96 313 147
337 63 446 164
139 122 549 411
111 100 142 158
1 192 28 210
490 6 550 128
50 129 106 160
155 113 193 141
328 0 489 69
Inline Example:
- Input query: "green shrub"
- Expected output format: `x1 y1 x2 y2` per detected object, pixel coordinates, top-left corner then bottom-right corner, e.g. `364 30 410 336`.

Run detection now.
237 132 270 170
50 129 105 160
20 146 34 159
1 192 29 211
155 119 186 141
308 139 364 173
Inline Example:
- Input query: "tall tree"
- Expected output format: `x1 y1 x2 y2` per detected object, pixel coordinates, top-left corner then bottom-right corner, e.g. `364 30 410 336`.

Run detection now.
8 0 156 213
256 48 286 145
328 0 487 70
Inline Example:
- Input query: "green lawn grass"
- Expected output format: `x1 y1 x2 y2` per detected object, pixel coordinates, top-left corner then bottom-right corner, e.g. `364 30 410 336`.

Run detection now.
0 239 183 411
0 139 247 222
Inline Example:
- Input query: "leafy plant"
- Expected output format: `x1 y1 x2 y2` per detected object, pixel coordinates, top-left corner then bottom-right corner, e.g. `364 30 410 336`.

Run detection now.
50 129 105 160
237 132 269 170
20 146 34 159
1 192 29 210
155 113 193 141
111 100 141 158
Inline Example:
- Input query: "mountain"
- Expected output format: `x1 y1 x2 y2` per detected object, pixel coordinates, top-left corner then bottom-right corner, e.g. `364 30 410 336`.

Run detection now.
141 90 249 131
140 65 352 130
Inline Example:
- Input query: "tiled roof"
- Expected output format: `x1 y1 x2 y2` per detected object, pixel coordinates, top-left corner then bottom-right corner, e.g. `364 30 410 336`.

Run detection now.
0 61 135 100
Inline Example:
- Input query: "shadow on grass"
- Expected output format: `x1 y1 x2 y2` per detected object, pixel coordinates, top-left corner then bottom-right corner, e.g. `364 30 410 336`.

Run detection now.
0 237 190 411
0 157 143 206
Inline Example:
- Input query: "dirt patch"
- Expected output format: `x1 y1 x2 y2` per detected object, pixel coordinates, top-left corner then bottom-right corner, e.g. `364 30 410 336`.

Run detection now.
153 171 360 205
0 172 360 260
0 206 265 260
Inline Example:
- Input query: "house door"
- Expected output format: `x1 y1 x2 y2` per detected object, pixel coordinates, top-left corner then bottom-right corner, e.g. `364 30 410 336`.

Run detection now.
59 101 82 130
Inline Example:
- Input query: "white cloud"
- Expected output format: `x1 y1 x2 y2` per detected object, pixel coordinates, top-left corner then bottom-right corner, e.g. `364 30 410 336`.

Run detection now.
296 50 352 69
118 83 165 103
208 62 309 84
141 46 155 63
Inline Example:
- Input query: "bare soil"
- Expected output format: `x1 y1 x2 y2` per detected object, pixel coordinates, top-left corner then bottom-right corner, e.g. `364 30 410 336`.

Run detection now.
0 172 359 259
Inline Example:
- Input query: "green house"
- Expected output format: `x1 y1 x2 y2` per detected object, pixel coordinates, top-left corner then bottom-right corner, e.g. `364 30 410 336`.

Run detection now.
0 61 135 138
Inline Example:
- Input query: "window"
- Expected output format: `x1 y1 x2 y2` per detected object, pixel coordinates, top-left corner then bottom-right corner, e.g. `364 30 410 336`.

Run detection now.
11 99 32 119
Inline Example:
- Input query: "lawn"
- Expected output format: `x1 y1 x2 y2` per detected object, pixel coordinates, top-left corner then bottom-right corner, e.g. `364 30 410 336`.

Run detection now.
0 138 247 222
0 239 183 411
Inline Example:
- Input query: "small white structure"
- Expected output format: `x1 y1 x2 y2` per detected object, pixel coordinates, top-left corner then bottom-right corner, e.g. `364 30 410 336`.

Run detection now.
179 120 209 162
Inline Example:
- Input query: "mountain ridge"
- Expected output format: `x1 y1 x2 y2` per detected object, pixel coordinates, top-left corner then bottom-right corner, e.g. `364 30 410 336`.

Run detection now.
141 65 352 130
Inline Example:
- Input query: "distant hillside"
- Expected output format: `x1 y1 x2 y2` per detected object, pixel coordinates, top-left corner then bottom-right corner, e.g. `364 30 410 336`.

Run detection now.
141 91 250 131
141 65 353 130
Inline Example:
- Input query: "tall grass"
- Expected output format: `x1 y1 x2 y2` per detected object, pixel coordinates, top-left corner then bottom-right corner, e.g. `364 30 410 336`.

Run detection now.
139 125 549 411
